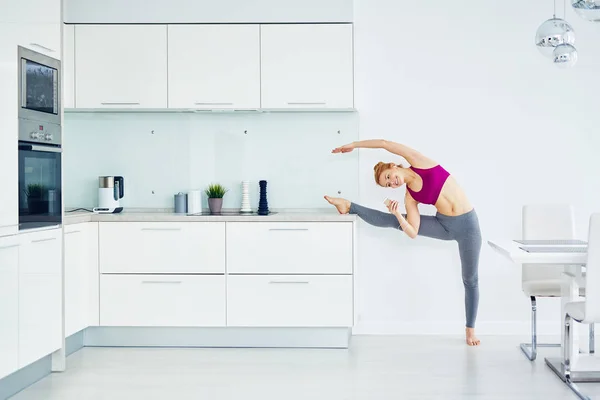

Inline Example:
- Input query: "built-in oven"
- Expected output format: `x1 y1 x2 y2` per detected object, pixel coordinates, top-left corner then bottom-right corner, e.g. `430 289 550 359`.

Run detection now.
17 46 62 231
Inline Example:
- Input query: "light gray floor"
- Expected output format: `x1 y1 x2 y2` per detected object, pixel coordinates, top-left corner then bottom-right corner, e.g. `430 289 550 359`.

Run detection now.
10 335 600 400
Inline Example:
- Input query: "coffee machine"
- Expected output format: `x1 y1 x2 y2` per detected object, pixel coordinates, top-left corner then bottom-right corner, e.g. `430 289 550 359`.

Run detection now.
93 176 124 214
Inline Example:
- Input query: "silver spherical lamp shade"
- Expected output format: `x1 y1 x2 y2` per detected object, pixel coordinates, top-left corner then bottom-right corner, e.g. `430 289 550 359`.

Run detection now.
553 43 578 67
572 0 600 21
535 18 576 57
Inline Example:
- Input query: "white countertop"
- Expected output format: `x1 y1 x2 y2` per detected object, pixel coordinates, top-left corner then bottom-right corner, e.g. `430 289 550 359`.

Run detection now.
63 208 357 224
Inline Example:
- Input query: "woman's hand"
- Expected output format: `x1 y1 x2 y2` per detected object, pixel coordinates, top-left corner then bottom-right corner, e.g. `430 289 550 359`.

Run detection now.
332 142 355 153
386 199 402 217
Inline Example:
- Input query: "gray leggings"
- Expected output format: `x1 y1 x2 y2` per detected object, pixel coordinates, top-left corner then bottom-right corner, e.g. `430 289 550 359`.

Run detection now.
350 203 482 328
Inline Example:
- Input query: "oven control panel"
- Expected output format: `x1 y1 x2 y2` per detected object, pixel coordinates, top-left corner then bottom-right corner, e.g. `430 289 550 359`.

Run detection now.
18 118 61 146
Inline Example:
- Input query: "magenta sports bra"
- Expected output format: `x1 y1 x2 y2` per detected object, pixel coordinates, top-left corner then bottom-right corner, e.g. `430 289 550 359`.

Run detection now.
406 165 450 205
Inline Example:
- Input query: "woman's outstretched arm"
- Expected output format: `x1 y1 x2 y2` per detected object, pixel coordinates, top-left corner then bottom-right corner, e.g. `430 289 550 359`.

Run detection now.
332 139 436 167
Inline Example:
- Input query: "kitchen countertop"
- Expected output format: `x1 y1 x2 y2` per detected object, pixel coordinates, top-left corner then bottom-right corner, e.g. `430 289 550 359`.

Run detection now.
63 208 357 224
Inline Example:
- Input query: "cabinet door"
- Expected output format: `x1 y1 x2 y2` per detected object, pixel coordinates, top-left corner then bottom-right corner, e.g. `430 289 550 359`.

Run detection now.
74 25 168 109
167 25 260 109
0 0 61 24
0 24 19 237
99 222 225 274
19 229 62 368
13 23 62 59
227 275 353 327
0 235 19 379
100 275 226 327
63 24 75 108
260 24 354 109
226 222 353 274
64 224 88 336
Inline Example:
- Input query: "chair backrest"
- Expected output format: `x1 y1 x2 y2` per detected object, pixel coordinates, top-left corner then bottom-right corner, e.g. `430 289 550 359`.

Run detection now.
522 204 576 284
585 213 600 322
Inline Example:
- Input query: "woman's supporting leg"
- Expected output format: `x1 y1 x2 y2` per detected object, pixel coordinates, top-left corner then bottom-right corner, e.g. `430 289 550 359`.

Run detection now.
349 202 454 240
458 234 481 330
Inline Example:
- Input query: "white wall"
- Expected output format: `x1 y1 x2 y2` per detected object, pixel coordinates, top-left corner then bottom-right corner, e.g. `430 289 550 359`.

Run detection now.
63 112 359 211
63 0 353 23
352 0 600 335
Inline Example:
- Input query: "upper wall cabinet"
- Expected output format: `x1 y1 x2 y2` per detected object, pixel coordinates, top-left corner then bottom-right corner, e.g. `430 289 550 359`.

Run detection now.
260 24 354 110
167 25 260 110
0 0 61 24
63 24 75 108
74 25 168 109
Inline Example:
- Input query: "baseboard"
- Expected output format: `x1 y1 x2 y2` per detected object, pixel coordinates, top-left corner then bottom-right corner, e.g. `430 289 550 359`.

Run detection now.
83 326 352 349
352 320 563 336
0 356 50 400
66 330 85 357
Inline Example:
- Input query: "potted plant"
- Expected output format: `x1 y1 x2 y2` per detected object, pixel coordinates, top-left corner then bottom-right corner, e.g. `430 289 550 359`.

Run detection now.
205 183 228 215
24 183 48 214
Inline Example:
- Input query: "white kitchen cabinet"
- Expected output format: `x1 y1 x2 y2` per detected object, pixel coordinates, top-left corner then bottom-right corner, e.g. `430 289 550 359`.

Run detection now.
63 24 75 108
64 222 99 337
260 24 354 109
0 0 61 24
100 275 226 327
227 275 353 327
14 23 62 59
167 25 260 110
99 222 225 274
0 235 19 379
0 24 20 237
18 229 62 368
74 25 168 109
226 222 353 274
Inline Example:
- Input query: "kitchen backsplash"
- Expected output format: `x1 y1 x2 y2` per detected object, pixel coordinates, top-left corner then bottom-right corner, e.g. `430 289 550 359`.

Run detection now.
63 112 359 210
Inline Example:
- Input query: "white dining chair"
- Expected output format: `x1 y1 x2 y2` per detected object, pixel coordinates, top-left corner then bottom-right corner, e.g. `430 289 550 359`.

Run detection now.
521 204 593 361
562 213 600 400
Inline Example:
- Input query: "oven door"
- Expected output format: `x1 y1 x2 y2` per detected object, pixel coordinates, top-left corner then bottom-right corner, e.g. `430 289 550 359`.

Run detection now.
18 142 62 230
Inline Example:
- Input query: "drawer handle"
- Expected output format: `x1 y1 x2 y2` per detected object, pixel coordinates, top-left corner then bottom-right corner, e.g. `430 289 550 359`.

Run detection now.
141 228 182 231
287 102 326 105
269 281 310 285
141 281 182 284
268 228 309 231
29 43 55 52
101 102 141 105
32 237 57 243
0 244 19 250
194 102 234 106
64 230 81 235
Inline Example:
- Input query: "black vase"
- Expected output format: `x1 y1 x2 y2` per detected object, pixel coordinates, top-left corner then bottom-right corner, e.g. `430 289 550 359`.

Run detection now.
258 180 269 215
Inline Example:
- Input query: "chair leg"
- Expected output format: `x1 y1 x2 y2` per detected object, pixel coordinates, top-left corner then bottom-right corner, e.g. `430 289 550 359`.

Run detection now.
520 296 560 361
589 324 595 355
561 314 592 400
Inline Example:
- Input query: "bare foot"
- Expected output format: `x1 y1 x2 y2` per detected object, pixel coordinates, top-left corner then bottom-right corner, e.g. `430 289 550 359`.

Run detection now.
466 327 480 346
324 195 351 214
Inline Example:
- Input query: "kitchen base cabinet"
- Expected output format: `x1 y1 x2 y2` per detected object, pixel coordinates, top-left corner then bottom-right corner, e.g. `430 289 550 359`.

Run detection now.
227 275 353 327
0 235 19 379
100 274 226 327
18 229 62 368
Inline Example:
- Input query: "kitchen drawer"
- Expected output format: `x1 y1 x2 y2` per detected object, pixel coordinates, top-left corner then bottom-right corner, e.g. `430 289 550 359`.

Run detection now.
227 275 353 327
100 274 225 327
100 222 225 273
226 222 352 274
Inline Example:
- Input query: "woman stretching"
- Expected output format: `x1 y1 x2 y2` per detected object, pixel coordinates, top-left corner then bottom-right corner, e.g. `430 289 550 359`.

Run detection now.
324 139 482 346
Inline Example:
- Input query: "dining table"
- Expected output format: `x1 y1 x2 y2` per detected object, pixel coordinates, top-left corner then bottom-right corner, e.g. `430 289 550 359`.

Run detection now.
487 238 600 384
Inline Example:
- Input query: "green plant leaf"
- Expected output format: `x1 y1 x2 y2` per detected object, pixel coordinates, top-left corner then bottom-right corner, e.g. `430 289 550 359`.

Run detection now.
205 183 228 198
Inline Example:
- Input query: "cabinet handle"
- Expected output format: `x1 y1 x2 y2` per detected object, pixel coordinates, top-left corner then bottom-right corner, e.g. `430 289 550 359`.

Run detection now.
194 102 234 106
32 237 57 243
0 244 19 250
269 281 310 285
287 102 326 105
141 228 181 231
268 228 309 231
29 43 55 52
142 281 182 284
64 230 81 235
101 102 141 106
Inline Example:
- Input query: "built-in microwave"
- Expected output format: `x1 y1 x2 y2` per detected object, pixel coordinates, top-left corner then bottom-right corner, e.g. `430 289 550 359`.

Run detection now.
17 45 61 126
17 46 62 230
